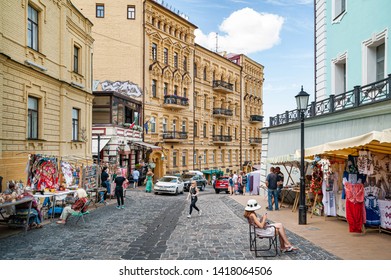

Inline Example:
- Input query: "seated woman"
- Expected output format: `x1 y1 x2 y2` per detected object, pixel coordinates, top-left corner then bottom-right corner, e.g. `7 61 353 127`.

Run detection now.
244 199 298 252
56 188 88 225
15 187 43 229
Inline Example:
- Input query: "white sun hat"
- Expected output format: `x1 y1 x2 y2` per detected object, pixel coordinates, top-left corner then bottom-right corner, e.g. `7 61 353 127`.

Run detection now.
245 199 261 211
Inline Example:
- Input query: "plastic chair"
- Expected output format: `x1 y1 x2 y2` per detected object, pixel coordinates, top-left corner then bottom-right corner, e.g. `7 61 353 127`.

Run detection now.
248 223 279 257
69 199 91 225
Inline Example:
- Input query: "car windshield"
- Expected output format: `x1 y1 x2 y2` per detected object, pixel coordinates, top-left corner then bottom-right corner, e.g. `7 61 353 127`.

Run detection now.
181 174 194 180
218 177 229 181
159 177 177 183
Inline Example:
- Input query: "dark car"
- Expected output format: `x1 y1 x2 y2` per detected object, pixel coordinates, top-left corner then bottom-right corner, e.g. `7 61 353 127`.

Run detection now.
181 173 207 191
214 176 230 194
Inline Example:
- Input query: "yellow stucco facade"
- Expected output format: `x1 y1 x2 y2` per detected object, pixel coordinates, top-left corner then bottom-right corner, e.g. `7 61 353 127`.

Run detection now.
72 0 263 179
0 0 94 187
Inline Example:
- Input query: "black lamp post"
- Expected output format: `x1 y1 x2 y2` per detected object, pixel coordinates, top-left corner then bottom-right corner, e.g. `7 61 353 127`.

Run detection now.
295 86 310 225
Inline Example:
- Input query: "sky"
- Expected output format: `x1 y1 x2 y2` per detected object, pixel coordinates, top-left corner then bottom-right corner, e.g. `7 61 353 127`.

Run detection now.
159 0 315 125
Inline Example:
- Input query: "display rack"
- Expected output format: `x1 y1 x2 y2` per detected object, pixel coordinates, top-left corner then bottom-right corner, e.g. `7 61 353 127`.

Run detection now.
82 164 98 190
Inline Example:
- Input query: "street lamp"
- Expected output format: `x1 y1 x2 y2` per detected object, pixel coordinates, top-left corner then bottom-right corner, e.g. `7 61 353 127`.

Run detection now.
295 86 310 225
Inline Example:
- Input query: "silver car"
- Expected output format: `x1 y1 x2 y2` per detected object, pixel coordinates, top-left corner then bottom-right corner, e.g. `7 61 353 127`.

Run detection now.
153 176 184 195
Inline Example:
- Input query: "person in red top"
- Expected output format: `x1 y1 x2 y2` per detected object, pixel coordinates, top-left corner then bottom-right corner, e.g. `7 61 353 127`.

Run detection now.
56 188 88 225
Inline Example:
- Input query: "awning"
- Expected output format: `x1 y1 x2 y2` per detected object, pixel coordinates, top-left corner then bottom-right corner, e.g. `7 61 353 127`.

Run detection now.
266 153 300 165
303 129 391 158
91 138 111 155
252 164 261 170
202 169 224 175
132 141 161 150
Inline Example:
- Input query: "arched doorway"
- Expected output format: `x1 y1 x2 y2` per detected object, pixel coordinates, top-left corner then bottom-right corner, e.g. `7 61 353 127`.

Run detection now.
150 151 165 181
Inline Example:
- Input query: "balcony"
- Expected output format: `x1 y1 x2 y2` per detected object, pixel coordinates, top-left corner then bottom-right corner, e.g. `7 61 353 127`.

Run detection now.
249 137 262 145
213 108 233 118
249 115 264 123
212 80 234 94
212 135 232 144
163 95 189 109
162 131 188 142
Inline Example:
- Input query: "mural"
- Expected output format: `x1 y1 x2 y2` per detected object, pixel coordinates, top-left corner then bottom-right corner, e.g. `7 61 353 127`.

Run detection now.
94 80 143 99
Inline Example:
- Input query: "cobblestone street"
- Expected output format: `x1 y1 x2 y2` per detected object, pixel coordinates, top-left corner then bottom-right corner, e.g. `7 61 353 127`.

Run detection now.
0 188 338 260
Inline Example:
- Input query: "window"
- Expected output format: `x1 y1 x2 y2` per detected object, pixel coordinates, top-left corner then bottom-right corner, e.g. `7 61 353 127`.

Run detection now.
212 150 215 163
203 67 207 81
174 52 178 68
173 151 177 167
194 63 197 77
164 82 168 96
164 48 168 65
72 108 79 141
228 127 231 136
203 123 207 138
150 117 156 133
182 151 186 167
152 79 157 98
163 118 167 133
376 43 385 81
27 97 38 139
183 56 188 71
73 45 80 74
27 5 39 51
220 150 224 162
152 43 157 61
96 4 104 18
333 0 346 20
193 152 197 165
127 5 135 19
212 125 215 136
204 95 207 109
183 88 187 99
213 71 215 81
174 85 178 96
194 122 198 137
228 150 231 162
182 121 186 133
173 120 176 132
333 59 346 95
203 150 207 164
125 107 135 124
235 127 237 140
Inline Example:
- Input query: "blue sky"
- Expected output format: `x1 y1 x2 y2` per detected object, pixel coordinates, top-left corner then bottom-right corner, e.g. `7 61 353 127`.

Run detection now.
160 0 315 125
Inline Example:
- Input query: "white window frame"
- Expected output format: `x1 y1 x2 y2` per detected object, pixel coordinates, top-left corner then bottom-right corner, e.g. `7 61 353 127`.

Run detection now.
162 118 167 133
332 0 346 22
362 29 387 85
332 52 347 95
27 5 39 51
150 117 156 133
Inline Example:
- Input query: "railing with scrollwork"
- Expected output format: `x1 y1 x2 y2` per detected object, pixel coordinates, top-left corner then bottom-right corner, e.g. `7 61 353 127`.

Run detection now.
212 80 234 91
213 108 233 116
162 131 188 140
249 137 262 144
212 135 233 142
250 115 264 122
269 74 391 127
163 95 189 106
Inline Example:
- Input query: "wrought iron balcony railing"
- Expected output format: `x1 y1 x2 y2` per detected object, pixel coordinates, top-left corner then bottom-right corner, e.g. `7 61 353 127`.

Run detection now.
249 137 262 144
212 80 234 93
163 95 189 106
212 135 233 142
162 131 188 140
250 115 264 122
213 108 233 117
269 74 391 127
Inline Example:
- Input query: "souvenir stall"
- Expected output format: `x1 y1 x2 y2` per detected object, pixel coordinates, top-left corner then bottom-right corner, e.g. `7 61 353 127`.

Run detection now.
26 154 60 192
304 129 391 234
245 170 261 195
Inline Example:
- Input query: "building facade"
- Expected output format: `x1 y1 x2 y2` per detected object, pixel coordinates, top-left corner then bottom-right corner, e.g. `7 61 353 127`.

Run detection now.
73 0 264 179
260 0 391 184
0 0 94 187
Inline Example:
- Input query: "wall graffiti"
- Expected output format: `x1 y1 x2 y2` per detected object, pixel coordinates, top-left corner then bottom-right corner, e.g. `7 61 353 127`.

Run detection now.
95 80 143 99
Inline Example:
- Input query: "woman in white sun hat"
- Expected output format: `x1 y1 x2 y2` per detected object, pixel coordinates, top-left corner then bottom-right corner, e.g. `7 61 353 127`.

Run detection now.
244 199 298 252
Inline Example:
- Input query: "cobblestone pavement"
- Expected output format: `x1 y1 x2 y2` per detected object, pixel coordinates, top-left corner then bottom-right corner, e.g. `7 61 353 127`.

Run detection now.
0 188 339 260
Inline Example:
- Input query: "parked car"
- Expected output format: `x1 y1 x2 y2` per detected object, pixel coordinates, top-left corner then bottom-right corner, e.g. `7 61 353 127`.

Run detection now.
153 176 184 195
214 176 230 194
181 173 207 191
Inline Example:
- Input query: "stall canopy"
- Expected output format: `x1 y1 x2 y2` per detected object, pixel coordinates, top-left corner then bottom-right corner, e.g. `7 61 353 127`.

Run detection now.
303 129 391 159
132 141 161 150
266 153 301 165
202 169 224 176
91 137 111 155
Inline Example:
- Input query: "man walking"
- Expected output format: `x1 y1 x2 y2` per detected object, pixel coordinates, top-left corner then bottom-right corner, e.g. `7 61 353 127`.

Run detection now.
265 167 279 211
275 166 284 202
132 168 140 188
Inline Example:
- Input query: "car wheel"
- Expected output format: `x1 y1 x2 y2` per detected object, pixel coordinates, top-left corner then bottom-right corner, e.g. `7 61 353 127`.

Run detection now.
215 189 220 194
154 192 158 195
225 190 229 194
175 188 179 195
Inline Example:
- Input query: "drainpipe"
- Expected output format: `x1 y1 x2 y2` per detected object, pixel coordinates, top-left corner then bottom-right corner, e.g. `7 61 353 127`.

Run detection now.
313 0 317 101
193 48 196 170
142 1 146 142
240 64 243 172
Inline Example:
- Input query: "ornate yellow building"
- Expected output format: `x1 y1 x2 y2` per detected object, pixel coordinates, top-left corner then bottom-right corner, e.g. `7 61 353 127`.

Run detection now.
73 0 263 179
0 0 94 187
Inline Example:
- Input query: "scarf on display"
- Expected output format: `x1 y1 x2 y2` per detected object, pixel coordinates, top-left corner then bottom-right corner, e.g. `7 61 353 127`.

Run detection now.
27 155 59 191
61 161 75 187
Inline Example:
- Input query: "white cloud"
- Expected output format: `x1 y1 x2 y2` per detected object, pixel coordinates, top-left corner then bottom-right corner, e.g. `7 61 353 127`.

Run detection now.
194 8 284 54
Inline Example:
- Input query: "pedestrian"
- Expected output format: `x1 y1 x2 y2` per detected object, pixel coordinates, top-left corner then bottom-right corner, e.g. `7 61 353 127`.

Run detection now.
244 199 298 252
242 172 248 195
114 169 128 209
265 167 279 211
145 168 154 193
212 173 216 187
187 180 201 218
237 171 243 195
275 166 284 200
132 168 140 188
100 166 110 200
232 171 238 194
228 173 234 195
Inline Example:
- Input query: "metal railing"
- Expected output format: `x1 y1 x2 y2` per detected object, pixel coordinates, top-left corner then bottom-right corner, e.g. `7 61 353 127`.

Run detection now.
212 80 234 91
212 135 233 142
162 131 188 140
249 137 262 144
269 74 391 127
213 108 233 116
163 95 189 106
250 115 264 122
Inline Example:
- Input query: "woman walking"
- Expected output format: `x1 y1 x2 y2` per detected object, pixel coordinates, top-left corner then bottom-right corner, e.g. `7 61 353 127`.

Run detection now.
145 168 154 193
187 180 201 218
114 170 128 209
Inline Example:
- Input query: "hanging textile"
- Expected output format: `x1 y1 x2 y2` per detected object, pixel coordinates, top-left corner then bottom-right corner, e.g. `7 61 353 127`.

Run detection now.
364 185 381 226
61 161 74 187
26 154 59 191
357 150 374 175
344 181 365 233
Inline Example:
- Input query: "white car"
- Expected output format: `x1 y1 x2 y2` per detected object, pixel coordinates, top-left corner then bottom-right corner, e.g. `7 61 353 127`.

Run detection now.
153 176 184 195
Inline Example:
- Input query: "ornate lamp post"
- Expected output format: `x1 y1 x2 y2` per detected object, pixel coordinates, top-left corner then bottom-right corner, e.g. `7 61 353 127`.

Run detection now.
295 86 310 225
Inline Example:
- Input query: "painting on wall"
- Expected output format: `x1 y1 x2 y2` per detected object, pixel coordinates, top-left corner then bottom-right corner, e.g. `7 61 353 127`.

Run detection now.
94 80 143 100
